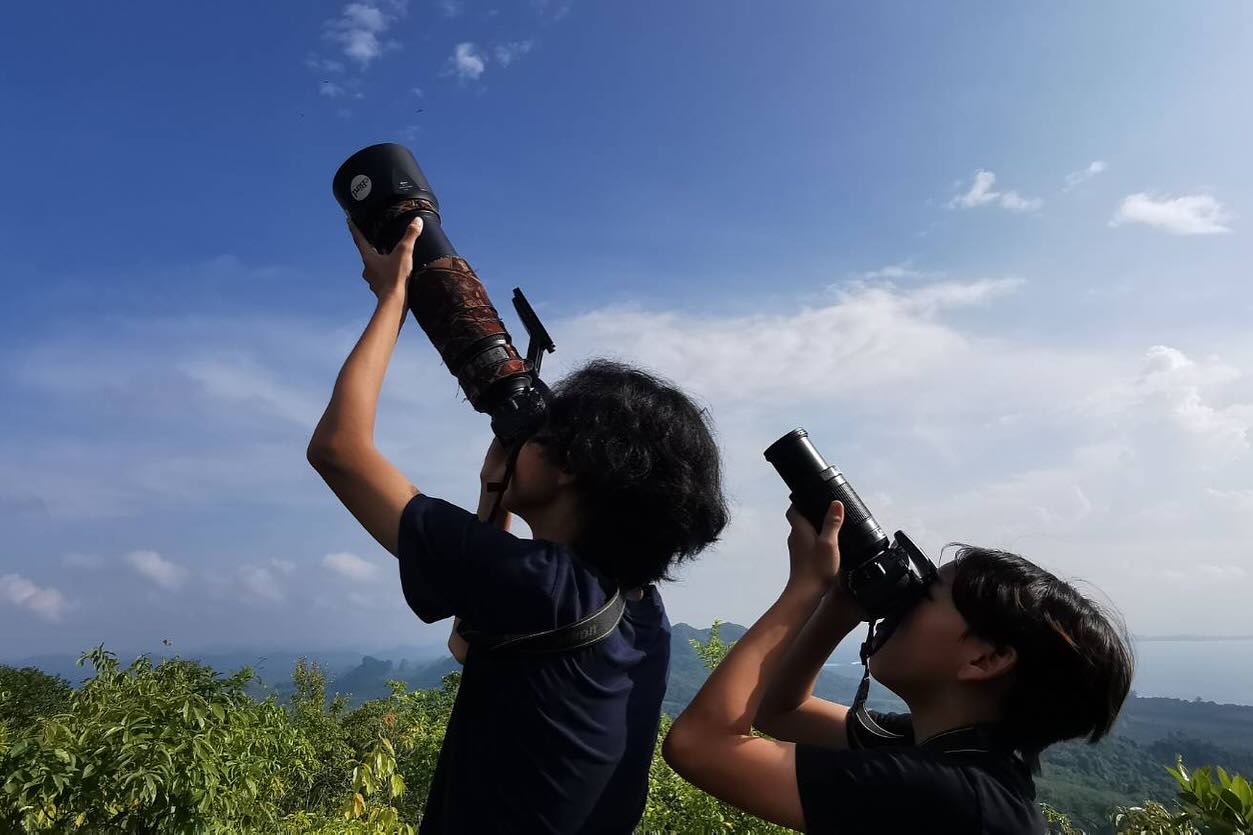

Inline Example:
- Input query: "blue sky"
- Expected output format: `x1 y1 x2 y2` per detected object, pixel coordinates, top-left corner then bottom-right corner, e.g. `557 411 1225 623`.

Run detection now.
2 1 1251 657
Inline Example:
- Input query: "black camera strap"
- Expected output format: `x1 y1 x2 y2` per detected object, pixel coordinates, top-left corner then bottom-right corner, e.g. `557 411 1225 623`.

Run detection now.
458 589 627 658
847 620 913 748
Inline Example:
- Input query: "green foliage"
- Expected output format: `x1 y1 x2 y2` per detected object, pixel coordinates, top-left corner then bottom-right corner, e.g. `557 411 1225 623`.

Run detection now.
1043 802 1086 834
2 637 1251 834
1115 757 1253 834
689 619 735 671
0 667 72 731
285 658 355 814
1 647 314 833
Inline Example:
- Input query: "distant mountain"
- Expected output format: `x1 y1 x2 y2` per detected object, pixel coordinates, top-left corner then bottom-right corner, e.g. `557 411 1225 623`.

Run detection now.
4 645 449 702
329 655 462 705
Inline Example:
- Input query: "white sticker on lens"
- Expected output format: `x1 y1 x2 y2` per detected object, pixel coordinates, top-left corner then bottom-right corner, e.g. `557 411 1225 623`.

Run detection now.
350 174 372 201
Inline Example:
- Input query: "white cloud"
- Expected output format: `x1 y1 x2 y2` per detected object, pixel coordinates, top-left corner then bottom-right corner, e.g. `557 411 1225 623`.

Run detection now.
324 552 381 582
856 263 939 281
532 0 572 19
948 170 1042 213
325 2 397 67
305 56 346 74
126 550 188 591
440 0 462 16
0 574 68 622
320 81 347 98
178 357 320 427
7 261 1253 641
238 560 294 603
562 277 1027 403
1064 160 1107 190
1086 345 1251 453
450 42 486 80
1111 192 1232 235
494 40 534 67
997 191 1043 212
951 170 999 208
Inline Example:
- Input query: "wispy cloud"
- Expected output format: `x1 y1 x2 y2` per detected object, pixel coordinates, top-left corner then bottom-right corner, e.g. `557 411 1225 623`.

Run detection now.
238 560 295 603
1086 345 1250 452
305 56 346 74
0 574 68 622
325 2 396 67
855 263 938 281
320 81 348 98
449 42 487 80
1064 160 1107 190
948 170 1042 213
494 40 534 67
323 552 381 582
439 0 462 17
1110 192 1232 236
445 40 534 82
532 0 573 20
126 550 188 591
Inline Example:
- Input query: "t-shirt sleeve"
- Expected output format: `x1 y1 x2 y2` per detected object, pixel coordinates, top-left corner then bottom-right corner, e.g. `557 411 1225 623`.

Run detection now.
794 745 974 834
395 494 565 629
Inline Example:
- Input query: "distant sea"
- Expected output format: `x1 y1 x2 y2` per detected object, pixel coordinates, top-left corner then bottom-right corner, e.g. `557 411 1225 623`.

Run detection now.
1128 638 1253 706
826 638 1253 707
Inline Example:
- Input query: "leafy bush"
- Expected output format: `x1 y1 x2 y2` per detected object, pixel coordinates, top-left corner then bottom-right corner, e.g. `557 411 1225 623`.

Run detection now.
1 648 313 833
1116 758 1253 834
1 637 1248 834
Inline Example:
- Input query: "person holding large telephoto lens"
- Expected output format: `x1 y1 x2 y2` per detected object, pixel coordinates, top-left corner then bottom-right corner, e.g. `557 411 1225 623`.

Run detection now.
663 496 1134 834
307 218 729 833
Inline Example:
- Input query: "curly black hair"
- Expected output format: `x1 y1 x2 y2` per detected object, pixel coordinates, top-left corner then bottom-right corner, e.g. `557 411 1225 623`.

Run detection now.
949 547 1135 767
532 360 729 589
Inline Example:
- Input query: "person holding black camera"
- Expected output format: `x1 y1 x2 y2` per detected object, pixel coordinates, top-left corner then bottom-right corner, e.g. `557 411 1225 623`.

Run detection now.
307 213 729 833
663 494 1134 834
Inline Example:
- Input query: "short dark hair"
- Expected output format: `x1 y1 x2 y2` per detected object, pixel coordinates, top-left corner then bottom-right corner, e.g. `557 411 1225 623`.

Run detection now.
949 547 1134 764
533 360 729 588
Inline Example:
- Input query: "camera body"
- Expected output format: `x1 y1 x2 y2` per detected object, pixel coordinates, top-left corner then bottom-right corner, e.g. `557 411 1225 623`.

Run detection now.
332 143 555 447
764 428 936 621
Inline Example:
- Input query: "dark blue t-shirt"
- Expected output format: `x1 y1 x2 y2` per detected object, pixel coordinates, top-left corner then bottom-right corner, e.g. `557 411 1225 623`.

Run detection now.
396 494 671 834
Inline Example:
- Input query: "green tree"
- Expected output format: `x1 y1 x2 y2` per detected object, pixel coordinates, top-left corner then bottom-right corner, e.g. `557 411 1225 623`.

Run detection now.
1 648 314 833
285 658 354 814
0 667 72 731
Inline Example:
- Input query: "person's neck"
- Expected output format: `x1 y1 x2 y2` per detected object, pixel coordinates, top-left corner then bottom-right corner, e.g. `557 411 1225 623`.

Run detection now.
520 495 581 546
907 689 1004 745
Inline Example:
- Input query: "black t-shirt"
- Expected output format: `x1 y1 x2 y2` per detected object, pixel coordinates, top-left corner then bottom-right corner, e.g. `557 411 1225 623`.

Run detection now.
795 719 1045 834
396 495 671 834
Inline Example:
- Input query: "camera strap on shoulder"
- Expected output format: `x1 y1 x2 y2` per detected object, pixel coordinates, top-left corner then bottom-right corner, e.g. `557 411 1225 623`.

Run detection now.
458 589 627 659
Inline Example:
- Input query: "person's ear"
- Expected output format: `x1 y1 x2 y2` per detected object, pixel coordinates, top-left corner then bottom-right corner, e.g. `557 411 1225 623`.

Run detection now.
957 641 1017 683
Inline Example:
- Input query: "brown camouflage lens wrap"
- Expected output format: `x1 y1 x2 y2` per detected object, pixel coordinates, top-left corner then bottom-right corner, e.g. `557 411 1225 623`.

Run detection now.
409 256 529 410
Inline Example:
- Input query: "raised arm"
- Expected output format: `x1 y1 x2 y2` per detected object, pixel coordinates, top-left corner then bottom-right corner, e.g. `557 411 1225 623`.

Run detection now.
753 585 864 749
663 502 844 831
307 218 424 557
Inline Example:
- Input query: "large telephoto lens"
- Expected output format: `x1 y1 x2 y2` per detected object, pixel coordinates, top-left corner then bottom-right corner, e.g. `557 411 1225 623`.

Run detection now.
331 143 535 443
764 428 890 570
332 143 457 265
